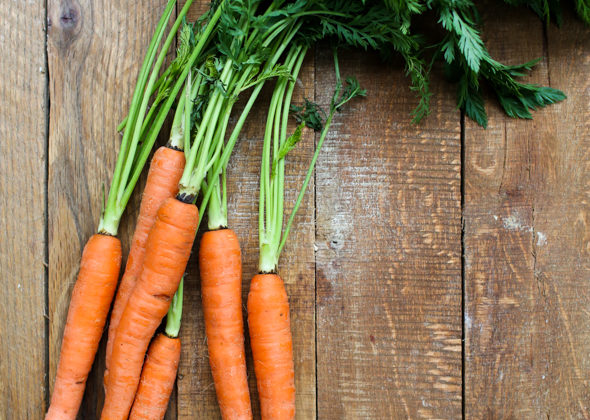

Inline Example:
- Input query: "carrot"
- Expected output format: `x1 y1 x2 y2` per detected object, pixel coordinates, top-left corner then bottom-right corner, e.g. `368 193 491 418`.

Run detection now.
199 229 252 419
45 234 121 420
129 277 184 420
105 145 185 383
247 49 364 420
129 333 181 420
101 197 198 420
247 273 295 420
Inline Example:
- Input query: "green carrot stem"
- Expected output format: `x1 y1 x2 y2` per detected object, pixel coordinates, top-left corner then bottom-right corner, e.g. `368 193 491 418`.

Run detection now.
99 0 177 235
165 278 183 338
197 21 304 231
277 109 333 257
273 47 306 249
119 1 226 210
257 45 306 273
178 58 234 197
117 115 127 133
117 0 197 204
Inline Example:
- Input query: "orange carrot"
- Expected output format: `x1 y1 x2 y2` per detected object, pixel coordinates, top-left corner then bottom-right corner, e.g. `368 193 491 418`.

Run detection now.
45 234 121 420
247 273 295 420
105 146 185 383
101 197 198 420
199 229 252 419
129 333 181 420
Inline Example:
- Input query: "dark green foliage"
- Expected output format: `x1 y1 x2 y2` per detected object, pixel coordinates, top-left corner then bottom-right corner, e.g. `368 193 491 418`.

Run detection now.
204 0 578 127
503 0 590 26
290 99 326 132
369 0 572 125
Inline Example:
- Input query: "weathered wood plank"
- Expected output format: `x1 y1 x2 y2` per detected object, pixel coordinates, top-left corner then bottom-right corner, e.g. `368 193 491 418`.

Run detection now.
178 6 317 417
0 1 48 418
47 1 171 418
464 5 590 417
314 50 462 418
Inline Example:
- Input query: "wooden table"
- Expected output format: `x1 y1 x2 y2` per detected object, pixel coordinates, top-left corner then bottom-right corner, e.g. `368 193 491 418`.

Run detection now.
2 1 589 419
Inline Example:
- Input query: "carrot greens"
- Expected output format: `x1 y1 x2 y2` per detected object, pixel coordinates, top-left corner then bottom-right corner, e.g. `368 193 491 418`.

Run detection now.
369 0 569 126
98 0 225 235
258 50 365 273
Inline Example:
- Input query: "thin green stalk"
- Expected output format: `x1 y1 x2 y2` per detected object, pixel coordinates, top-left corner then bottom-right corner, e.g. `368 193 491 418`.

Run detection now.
117 0 197 205
169 83 188 150
178 59 234 196
277 110 333 257
205 102 233 230
273 46 306 250
183 70 194 152
262 90 281 241
120 1 226 210
198 21 304 230
165 278 183 338
100 0 177 234
258 45 306 273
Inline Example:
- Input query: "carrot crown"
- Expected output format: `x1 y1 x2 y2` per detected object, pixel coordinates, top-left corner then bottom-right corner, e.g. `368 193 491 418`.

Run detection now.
176 3 305 208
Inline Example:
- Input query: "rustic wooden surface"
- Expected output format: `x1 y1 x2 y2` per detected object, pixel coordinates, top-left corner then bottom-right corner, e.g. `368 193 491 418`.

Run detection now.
1 1 589 419
0 1 48 418
464 6 590 419
314 50 462 419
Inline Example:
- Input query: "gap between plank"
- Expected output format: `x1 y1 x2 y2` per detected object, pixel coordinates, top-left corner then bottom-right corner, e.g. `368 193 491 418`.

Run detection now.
460 110 466 420
44 0 51 410
313 46 319 420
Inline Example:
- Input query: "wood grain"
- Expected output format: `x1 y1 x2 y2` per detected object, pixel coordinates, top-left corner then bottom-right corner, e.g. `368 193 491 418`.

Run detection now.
314 50 462 418
464 5 590 418
47 0 172 418
0 1 48 419
178 6 317 417
6 0 590 417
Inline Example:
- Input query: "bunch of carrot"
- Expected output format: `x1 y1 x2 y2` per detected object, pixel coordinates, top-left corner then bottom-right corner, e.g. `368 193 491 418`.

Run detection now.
46 1 572 419
45 0 222 418
45 1 417 418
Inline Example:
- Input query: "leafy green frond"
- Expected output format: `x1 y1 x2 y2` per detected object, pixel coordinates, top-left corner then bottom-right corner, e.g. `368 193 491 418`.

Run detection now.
457 74 487 128
495 84 566 119
335 76 367 110
271 122 305 179
290 99 327 132
437 6 488 73
575 0 590 24
241 64 292 91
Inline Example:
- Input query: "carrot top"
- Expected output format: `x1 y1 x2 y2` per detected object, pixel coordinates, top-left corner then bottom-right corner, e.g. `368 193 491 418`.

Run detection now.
258 50 366 273
98 0 225 235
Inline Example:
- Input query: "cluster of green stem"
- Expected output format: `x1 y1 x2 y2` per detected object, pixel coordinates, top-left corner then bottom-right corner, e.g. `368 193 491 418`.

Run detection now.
258 50 366 273
171 3 309 231
258 46 308 273
98 0 225 235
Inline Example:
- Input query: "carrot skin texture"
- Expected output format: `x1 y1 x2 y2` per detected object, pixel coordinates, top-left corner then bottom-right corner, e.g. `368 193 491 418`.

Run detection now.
105 146 185 383
45 234 122 420
101 198 198 420
199 229 252 420
129 334 181 420
247 274 295 420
